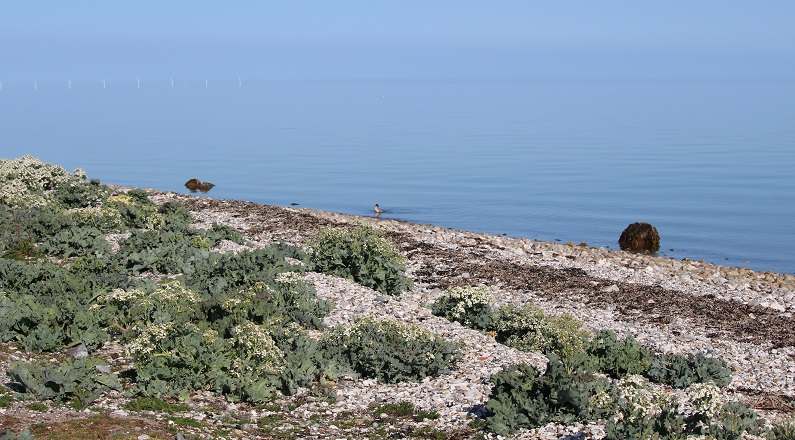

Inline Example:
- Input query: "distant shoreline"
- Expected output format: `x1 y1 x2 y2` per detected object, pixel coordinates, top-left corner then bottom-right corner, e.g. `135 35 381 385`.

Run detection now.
147 188 795 318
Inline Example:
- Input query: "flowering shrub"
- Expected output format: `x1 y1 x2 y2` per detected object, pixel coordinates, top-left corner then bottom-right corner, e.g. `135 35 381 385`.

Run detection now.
0 156 81 207
111 277 330 402
605 381 759 439
322 318 460 383
66 206 123 231
492 304 590 362
430 286 495 329
309 226 410 295
107 192 164 230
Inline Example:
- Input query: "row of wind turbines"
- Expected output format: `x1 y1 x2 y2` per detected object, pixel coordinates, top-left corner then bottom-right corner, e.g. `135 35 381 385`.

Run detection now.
0 77 245 91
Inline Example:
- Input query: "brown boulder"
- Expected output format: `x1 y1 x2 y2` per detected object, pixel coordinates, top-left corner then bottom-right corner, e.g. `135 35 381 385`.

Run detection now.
619 222 660 253
184 178 215 193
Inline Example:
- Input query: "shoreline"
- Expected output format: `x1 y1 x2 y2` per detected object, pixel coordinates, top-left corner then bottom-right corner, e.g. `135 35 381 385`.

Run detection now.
166 191 795 309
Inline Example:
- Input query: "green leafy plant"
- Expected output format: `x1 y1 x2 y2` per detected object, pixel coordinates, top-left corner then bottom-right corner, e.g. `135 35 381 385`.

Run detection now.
322 318 460 383
587 330 654 379
768 419 795 440
430 286 495 330
123 396 189 413
492 304 590 363
53 179 110 209
484 354 611 435
0 258 119 351
8 357 121 409
647 352 732 389
309 226 410 295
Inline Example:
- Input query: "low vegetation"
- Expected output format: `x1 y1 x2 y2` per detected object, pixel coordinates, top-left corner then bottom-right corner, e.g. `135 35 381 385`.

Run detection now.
0 156 454 421
322 318 461 383
309 225 411 296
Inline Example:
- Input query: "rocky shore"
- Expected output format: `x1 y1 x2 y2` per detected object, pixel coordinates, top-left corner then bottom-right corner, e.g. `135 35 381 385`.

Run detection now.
178 193 795 437
2 183 794 439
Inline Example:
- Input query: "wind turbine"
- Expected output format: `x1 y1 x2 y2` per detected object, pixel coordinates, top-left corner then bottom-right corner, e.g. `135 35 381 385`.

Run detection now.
137 77 141 89
33 80 38 91
204 79 208 89
68 79 72 89
0 80 3 92
237 75 242 89
170 77 175 89
102 79 107 89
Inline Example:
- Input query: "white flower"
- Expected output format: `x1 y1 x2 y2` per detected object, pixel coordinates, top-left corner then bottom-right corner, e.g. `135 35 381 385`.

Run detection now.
614 375 668 420
682 383 723 419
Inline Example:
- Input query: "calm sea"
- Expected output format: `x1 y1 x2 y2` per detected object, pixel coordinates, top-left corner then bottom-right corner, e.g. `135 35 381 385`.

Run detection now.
1 79 793 273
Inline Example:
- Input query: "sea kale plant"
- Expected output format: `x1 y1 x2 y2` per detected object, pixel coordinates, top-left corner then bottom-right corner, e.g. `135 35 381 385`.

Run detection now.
8 357 121 409
430 286 495 329
647 351 732 389
586 330 654 379
492 303 590 363
484 354 612 435
321 317 461 383
309 225 410 295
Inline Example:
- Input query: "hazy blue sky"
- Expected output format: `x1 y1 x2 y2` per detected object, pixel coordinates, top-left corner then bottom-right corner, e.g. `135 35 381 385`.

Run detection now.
2 1 794 80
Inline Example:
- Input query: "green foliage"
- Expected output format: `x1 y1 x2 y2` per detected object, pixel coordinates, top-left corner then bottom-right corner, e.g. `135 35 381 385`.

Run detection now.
124 396 189 413
0 258 122 351
0 392 12 408
768 419 795 440
42 225 110 257
604 405 688 440
53 179 110 209
1 237 42 261
309 226 410 296
116 222 245 274
107 192 164 230
116 229 209 274
484 354 611 435
322 318 460 383
587 330 654 378
430 286 495 330
647 352 732 389
108 272 332 403
8 357 121 409
0 430 33 440
185 245 306 295
704 402 759 439
492 304 590 362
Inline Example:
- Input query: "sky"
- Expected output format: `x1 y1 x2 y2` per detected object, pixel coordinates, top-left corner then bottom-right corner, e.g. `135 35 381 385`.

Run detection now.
2 1 794 80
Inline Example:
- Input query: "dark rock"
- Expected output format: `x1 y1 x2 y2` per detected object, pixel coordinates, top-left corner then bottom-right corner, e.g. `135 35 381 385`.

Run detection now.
184 178 215 193
619 222 660 253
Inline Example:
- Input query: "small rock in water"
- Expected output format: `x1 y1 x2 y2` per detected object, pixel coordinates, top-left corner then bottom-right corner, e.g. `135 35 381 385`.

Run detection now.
184 178 215 193
618 222 660 253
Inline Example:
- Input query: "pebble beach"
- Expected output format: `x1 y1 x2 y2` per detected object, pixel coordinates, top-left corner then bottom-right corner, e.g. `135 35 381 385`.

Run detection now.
2 188 794 439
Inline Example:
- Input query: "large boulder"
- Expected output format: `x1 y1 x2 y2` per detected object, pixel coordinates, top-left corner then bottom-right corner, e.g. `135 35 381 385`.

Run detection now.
618 222 660 253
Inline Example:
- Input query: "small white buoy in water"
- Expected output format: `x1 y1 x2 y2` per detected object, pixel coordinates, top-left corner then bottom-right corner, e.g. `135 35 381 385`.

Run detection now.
373 203 384 215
